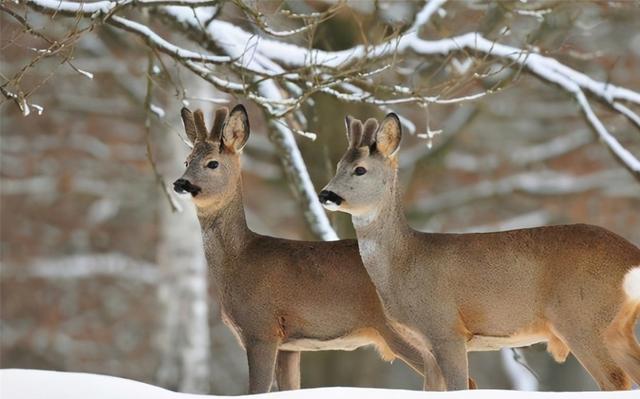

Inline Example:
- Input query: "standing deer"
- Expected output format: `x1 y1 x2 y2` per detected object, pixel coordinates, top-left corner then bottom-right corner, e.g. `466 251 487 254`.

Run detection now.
319 113 640 391
172 105 446 393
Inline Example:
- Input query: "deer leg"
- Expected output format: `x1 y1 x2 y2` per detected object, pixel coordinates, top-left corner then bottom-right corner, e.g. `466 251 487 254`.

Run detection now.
605 302 640 385
607 330 640 386
552 327 631 390
246 339 279 394
275 350 301 391
429 337 469 390
375 322 432 382
420 351 447 391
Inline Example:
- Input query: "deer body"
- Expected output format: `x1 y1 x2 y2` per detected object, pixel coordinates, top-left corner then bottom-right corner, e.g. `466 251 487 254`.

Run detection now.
321 114 640 391
174 106 438 394
199 194 405 355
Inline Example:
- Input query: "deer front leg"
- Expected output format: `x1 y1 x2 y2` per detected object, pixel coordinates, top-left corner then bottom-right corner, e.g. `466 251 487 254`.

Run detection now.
429 337 469 390
246 339 279 393
421 350 446 390
275 350 301 390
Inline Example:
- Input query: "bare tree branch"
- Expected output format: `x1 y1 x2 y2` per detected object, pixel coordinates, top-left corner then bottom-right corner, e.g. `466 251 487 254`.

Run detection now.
18 0 640 240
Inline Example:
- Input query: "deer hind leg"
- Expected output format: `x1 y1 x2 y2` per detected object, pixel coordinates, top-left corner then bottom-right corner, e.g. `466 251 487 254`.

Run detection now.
550 324 631 390
275 350 301 390
605 301 640 385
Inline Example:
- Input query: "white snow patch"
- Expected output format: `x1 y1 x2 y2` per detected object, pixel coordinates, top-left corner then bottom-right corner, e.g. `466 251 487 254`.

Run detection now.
31 104 44 115
150 104 166 118
19 97 30 116
1 369 638 398
30 0 113 14
623 267 640 300
75 68 94 80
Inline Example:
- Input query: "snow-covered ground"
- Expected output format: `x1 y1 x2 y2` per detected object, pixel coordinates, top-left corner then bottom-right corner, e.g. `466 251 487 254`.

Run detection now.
0 369 636 399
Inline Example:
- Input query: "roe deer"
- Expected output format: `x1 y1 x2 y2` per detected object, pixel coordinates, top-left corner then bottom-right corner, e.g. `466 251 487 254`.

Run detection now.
320 113 640 391
172 106 447 393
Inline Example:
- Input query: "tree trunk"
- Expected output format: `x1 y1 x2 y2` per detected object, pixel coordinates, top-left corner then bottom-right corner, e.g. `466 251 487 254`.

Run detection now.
155 116 211 393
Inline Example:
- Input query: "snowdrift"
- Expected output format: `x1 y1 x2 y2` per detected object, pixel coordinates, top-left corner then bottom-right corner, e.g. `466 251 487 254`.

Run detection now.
0 369 636 399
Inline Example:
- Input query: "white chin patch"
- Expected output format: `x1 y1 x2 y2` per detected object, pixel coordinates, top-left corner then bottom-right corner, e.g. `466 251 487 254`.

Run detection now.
322 202 340 211
175 191 193 200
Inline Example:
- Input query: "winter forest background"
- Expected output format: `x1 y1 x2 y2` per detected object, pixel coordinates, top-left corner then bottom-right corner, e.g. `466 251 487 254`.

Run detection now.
1 0 640 395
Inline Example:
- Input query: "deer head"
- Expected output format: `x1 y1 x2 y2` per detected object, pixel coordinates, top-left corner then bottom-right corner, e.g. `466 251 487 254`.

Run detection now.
319 113 401 219
173 104 249 210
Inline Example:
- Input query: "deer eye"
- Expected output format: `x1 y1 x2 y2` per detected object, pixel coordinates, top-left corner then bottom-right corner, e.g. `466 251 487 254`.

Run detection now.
206 161 219 169
354 166 367 176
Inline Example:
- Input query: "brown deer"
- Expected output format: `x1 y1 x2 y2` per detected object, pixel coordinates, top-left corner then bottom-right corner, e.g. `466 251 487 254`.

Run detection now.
319 113 640 391
172 105 448 393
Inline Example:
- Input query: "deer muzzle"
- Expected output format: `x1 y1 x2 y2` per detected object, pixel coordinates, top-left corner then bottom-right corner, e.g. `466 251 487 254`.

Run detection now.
173 178 202 197
318 190 344 210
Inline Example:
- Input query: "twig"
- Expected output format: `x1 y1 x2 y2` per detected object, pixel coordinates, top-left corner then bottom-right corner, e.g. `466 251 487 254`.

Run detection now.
143 50 182 212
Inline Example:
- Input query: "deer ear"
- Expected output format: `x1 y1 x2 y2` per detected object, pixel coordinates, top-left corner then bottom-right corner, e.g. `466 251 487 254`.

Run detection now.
222 104 250 153
345 115 363 148
362 118 378 148
193 109 208 142
344 115 353 144
181 107 198 144
375 113 402 157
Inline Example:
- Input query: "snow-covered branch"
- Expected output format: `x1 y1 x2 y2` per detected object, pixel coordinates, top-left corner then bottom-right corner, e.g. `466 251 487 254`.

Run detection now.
267 117 338 240
159 0 640 176
177 0 636 177
18 0 640 239
23 0 337 240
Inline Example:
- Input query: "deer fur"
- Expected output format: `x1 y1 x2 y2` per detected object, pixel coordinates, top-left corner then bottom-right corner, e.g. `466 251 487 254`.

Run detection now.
320 113 640 391
173 106 447 393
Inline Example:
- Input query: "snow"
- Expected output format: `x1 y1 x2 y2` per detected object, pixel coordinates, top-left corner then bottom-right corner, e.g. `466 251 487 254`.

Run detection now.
150 104 166 118
72 67 94 80
409 0 447 33
30 103 44 115
110 15 231 65
29 0 113 14
1 369 637 399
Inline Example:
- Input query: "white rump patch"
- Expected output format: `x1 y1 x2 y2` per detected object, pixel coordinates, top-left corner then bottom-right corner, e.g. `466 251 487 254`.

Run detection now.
623 267 640 301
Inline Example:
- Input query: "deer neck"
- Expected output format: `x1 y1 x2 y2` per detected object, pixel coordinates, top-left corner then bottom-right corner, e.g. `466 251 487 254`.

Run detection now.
352 170 411 286
197 182 252 266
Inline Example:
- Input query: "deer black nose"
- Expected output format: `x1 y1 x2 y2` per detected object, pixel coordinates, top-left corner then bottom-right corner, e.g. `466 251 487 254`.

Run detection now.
318 190 343 205
173 178 201 196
